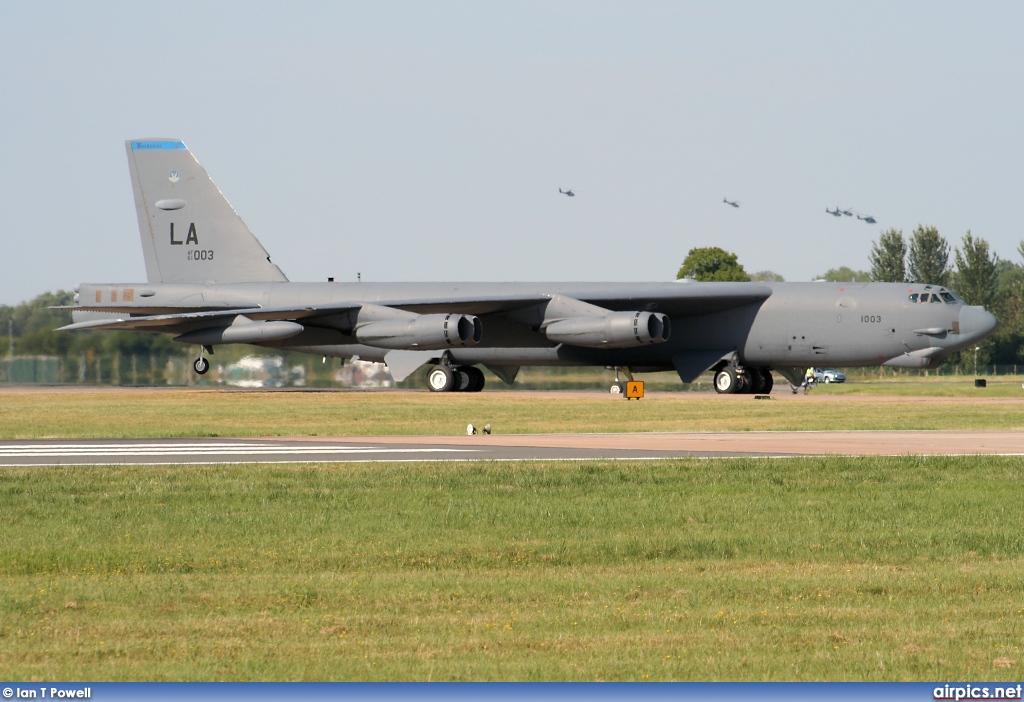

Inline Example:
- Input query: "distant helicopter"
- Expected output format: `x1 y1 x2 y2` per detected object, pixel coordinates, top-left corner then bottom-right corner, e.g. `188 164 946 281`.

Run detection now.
857 213 877 224
826 207 842 217
840 207 854 216
723 197 740 208
559 188 575 197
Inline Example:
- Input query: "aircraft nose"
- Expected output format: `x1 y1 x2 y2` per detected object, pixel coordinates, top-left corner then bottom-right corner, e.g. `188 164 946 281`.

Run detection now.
959 305 998 341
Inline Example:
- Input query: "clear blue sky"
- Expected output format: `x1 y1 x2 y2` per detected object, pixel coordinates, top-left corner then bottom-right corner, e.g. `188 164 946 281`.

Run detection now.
2 1 1022 304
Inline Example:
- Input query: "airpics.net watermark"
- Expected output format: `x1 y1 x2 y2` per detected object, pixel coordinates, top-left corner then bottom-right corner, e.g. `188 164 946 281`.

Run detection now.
2 689 91 700
934 684 1024 700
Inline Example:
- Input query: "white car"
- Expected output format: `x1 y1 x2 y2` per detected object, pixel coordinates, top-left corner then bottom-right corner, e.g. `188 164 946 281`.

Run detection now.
813 368 846 383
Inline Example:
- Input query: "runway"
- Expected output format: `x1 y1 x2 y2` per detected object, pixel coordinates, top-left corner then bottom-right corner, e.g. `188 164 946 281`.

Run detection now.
0 430 1022 466
0 438 693 466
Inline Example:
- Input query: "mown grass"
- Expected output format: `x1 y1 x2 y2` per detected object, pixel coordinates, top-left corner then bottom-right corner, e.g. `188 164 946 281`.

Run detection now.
814 380 1024 397
2 457 1023 680
1 389 1024 439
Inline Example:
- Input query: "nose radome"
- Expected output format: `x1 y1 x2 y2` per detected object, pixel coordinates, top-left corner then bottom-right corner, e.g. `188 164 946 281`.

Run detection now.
959 305 998 340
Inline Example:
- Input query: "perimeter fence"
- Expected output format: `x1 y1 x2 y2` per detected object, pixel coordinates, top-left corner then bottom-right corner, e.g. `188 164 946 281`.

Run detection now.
0 353 1022 389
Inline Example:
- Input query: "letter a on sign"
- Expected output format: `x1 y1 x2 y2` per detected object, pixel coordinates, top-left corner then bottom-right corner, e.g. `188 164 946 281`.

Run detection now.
625 381 645 399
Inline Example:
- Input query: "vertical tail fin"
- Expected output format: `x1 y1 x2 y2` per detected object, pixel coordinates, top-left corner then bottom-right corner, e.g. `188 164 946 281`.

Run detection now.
126 139 288 284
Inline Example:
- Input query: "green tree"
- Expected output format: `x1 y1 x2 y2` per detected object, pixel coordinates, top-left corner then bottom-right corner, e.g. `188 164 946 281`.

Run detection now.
816 266 870 282
869 228 906 282
989 259 1024 364
907 225 950 286
750 270 785 282
677 247 750 282
952 231 999 307
0 290 76 357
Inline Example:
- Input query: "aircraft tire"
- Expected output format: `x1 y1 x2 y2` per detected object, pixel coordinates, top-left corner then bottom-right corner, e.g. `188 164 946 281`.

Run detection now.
714 367 740 394
465 366 485 392
761 371 774 394
427 365 457 392
193 357 209 375
746 368 766 394
454 369 473 392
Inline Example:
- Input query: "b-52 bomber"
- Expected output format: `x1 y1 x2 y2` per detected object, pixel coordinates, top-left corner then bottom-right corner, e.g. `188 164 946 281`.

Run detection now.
58 139 997 394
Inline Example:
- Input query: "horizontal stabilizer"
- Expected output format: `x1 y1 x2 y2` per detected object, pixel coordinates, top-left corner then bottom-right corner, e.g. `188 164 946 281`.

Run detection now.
57 302 362 333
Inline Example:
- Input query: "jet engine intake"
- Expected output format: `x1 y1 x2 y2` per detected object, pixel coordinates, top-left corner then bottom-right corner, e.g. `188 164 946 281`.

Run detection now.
356 313 483 350
545 311 670 348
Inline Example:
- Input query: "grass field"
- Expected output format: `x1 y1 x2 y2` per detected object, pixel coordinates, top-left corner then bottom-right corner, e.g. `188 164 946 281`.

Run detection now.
1 387 1024 438
2 456 1023 680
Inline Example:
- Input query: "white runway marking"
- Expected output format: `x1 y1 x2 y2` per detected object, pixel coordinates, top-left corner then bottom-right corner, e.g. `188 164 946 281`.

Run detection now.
0 442 475 457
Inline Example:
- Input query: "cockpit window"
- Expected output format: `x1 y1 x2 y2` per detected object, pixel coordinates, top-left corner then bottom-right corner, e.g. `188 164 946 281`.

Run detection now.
910 291 961 306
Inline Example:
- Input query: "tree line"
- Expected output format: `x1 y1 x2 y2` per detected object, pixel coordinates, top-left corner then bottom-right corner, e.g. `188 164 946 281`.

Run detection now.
0 290 183 383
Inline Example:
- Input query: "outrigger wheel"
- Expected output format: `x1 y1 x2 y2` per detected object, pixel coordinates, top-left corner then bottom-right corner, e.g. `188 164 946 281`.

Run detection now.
193 357 209 375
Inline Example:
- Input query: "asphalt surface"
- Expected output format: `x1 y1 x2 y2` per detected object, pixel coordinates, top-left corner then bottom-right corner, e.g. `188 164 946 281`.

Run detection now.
1 430 1022 466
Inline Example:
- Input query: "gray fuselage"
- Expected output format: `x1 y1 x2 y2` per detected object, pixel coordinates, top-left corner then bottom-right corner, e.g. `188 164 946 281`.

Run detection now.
73 279 996 378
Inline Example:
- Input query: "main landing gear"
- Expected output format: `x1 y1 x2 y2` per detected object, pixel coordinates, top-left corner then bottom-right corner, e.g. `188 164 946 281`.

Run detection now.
713 366 773 395
427 364 485 392
193 345 213 375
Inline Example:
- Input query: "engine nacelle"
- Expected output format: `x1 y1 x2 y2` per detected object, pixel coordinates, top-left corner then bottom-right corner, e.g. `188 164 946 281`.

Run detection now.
355 313 483 350
545 311 670 348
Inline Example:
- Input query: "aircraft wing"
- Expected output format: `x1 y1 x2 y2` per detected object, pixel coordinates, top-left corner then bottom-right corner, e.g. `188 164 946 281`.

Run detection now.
57 285 772 333
54 295 554 333
570 283 772 316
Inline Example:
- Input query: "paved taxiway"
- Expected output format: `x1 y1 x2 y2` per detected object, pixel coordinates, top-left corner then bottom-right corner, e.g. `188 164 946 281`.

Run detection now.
0 430 1021 466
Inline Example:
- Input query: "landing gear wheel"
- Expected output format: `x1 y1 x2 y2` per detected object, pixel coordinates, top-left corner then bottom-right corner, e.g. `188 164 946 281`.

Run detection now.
464 366 485 392
714 367 740 394
427 365 457 392
737 372 753 394
747 368 766 394
454 369 472 392
193 357 209 375
610 382 625 395
761 371 774 394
